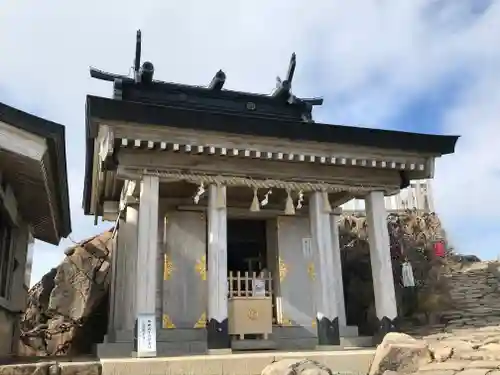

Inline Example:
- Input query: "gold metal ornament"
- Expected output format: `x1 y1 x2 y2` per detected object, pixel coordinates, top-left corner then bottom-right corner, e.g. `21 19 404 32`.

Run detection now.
162 314 176 329
307 262 316 281
193 312 207 328
195 255 207 281
163 254 176 280
279 257 288 281
248 308 259 320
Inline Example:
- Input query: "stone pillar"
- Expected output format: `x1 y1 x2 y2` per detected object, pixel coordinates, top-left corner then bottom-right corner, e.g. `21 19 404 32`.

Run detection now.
133 175 159 357
365 190 398 342
330 209 347 329
206 184 230 353
124 205 139 331
309 191 340 347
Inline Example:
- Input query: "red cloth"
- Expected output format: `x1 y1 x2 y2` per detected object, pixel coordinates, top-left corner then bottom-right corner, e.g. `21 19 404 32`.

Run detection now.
434 241 445 257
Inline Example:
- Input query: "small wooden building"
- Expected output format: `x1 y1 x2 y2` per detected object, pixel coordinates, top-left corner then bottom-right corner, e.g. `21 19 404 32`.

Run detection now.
0 102 71 356
85 32 458 357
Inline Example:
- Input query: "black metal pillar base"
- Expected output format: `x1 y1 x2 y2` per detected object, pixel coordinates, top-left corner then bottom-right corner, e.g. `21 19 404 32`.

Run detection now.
207 318 230 350
316 316 340 346
373 316 399 345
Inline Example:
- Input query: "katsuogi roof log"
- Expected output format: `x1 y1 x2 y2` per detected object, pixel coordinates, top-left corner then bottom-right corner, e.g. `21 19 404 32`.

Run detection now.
208 70 226 91
88 31 322 122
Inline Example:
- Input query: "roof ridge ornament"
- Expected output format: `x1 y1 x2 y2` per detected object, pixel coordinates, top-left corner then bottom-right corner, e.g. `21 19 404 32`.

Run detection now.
89 29 155 85
88 32 323 122
272 53 324 122
272 53 296 100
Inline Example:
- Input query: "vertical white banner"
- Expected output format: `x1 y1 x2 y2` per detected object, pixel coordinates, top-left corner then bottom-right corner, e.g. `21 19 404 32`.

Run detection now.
136 313 157 357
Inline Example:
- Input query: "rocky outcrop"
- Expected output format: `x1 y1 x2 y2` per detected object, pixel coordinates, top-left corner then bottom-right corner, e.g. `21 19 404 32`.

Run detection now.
368 332 432 375
18 230 114 356
0 360 101 375
369 327 500 375
261 359 334 375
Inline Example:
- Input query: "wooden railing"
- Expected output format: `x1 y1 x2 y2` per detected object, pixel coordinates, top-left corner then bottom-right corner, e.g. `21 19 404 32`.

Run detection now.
228 270 273 298
227 271 274 340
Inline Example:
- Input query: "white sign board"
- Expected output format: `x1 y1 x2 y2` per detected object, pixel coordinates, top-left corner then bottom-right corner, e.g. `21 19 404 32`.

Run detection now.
302 237 312 259
136 313 157 357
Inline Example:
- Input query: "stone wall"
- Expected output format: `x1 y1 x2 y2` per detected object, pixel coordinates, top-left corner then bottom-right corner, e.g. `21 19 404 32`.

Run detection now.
403 260 500 336
442 262 500 329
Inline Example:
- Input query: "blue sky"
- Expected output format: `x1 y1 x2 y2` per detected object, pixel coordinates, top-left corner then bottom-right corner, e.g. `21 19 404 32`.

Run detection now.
0 0 499 285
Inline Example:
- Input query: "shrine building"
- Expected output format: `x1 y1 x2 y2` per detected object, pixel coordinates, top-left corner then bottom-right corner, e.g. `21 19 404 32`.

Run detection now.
83 31 458 357
0 102 71 356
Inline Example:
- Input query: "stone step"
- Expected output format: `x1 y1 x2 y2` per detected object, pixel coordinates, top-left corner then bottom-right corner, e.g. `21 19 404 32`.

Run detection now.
340 325 359 338
97 341 207 358
231 339 277 351
341 336 373 348
111 328 206 343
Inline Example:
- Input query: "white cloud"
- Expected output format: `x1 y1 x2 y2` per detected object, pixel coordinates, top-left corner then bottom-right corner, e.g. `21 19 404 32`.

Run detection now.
0 0 498 284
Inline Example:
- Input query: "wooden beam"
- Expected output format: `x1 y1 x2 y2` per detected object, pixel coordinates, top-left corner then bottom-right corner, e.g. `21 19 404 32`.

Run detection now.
116 138 427 172
0 120 47 161
116 150 402 190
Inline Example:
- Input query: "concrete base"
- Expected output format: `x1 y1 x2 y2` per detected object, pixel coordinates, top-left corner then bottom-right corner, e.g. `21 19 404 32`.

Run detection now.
315 345 343 351
131 351 157 358
98 328 207 358
98 326 368 358
340 325 359 337
207 348 232 355
100 349 376 375
231 339 277 351
341 336 373 348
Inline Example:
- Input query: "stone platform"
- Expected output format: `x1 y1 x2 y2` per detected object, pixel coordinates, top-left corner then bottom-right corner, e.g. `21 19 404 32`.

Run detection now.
100 349 375 375
99 325 372 358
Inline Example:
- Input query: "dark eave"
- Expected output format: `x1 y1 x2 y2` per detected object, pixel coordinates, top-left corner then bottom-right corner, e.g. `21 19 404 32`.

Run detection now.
116 79 311 122
83 95 459 214
87 95 459 153
0 101 72 240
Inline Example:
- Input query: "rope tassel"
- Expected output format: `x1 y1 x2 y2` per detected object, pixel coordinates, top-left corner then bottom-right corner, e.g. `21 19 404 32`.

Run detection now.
284 189 295 215
250 188 260 212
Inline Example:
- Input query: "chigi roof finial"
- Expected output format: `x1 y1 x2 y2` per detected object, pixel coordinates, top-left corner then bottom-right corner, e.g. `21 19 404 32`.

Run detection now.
134 30 142 83
89 29 155 85
88 32 323 123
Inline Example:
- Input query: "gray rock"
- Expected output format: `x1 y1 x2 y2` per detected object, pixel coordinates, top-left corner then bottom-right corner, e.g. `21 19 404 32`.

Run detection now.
261 359 334 375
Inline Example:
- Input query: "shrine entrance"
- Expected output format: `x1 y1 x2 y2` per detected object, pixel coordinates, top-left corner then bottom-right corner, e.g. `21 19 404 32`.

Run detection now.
226 219 274 345
227 219 267 274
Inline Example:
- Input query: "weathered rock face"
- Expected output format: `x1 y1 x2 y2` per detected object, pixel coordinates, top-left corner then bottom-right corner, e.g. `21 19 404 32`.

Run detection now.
261 359 334 375
368 332 432 375
18 230 114 356
370 327 500 375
